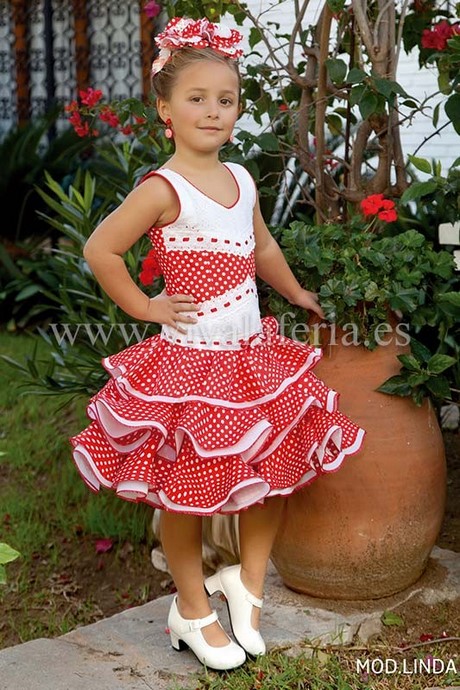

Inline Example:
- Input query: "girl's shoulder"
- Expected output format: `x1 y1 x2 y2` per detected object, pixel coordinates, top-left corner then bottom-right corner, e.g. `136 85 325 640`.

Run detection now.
224 162 258 206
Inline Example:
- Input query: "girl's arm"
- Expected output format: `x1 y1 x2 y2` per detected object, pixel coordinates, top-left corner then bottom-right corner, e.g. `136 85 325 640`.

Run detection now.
253 196 324 318
83 177 199 329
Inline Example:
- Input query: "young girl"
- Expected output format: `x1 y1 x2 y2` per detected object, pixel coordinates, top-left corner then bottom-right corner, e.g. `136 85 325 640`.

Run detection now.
71 17 365 671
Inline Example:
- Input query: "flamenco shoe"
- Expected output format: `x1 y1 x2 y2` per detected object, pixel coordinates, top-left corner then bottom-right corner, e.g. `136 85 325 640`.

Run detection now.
167 596 246 671
205 564 266 656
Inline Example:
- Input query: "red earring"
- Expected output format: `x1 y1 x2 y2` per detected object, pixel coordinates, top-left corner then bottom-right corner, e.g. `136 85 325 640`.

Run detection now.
165 118 173 139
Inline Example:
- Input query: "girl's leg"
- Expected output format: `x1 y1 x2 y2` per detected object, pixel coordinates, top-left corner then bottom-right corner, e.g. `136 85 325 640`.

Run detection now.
160 510 230 646
238 496 285 628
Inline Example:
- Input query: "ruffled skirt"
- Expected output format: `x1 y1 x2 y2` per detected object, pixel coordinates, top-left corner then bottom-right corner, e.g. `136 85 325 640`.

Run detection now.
70 317 365 515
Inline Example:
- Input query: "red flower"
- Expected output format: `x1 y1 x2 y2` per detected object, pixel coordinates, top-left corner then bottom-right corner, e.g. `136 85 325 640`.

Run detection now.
121 124 133 135
378 209 398 222
360 194 398 222
279 103 289 112
99 106 120 128
139 249 162 285
65 100 79 113
360 193 385 216
421 20 460 51
134 116 147 124
144 0 161 18
79 87 103 107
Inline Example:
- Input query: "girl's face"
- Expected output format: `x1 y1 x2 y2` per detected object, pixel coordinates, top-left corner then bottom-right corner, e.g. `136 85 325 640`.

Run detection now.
158 59 240 155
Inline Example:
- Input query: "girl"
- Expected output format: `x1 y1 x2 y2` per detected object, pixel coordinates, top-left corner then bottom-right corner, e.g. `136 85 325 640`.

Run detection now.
71 17 365 671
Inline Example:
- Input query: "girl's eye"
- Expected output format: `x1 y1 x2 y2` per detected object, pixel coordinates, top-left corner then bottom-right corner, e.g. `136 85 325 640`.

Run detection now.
221 98 233 106
190 96 203 102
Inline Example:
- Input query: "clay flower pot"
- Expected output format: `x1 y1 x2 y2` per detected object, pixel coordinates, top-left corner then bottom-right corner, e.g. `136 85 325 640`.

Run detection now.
271 332 446 599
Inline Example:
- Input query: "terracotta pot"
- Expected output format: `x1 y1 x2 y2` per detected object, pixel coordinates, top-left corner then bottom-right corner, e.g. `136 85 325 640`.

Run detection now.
271 331 446 599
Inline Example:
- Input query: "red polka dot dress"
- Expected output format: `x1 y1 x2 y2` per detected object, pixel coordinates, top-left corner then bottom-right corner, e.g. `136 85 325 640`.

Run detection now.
70 163 365 515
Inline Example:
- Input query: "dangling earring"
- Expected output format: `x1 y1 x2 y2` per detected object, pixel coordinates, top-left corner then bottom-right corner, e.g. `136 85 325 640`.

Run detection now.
164 118 173 139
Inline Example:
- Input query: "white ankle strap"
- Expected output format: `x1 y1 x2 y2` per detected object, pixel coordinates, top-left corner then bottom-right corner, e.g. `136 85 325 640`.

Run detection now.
245 591 263 608
184 609 218 632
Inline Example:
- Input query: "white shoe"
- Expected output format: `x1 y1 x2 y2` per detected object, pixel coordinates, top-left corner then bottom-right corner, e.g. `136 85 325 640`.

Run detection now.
205 564 266 656
167 596 246 670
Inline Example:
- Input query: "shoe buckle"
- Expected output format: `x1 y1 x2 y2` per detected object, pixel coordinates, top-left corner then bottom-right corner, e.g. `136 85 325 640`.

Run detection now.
188 619 202 631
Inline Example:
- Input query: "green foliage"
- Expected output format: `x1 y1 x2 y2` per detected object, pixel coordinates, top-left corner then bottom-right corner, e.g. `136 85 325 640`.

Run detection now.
0 543 21 585
2 159 162 397
269 219 458 404
0 108 90 242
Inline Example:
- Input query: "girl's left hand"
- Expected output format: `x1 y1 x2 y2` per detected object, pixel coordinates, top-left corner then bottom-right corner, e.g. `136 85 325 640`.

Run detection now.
292 289 325 320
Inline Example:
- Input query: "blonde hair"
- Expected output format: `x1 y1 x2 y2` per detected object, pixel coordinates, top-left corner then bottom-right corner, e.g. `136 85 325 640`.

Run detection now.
151 47 241 102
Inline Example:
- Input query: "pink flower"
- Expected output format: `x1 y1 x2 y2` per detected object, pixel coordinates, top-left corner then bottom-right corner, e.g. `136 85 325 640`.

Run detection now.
79 87 103 107
95 538 113 554
144 0 161 18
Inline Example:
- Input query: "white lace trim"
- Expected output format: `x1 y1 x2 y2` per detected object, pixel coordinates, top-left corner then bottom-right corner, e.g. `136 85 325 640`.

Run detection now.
161 276 262 349
162 226 255 257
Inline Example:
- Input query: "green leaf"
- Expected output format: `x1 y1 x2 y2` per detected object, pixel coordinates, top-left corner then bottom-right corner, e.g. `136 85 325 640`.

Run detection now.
407 154 432 174
0 565 6 586
257 132 280 152
400 180 438 203
397 354 422 372
326 0 346 13
445 93 460 134
433 102 441 128
381 610 405 627
427 354 457 374
438 292 460 308
0 543 21 565
359 91 379 119
347 67 366 84
376 375 412 397
325 58 348 85
249 27 263 49
326 113 343 136
426 376 451 400
409 338 432 364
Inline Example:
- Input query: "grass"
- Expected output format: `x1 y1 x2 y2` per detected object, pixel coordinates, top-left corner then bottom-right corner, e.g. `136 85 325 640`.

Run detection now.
167 643 460 690
0 330 153 643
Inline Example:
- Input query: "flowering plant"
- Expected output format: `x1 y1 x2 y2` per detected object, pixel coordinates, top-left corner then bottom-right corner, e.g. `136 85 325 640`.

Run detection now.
64 88 160 143
268 196 455 362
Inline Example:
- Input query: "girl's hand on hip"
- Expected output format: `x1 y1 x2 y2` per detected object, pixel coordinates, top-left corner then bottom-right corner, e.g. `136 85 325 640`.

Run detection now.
146 290 200 333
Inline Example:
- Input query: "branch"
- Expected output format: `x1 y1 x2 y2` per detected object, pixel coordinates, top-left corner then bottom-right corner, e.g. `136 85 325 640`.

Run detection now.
234 0 285 71
288 0 313 71
373 0 395 49
411 121 451 158
351 0 374 58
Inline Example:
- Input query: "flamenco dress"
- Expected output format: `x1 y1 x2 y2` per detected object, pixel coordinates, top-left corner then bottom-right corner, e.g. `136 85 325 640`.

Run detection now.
70 162 365 515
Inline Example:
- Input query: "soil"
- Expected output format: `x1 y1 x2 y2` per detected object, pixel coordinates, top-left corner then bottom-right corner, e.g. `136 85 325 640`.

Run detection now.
0 431 459 652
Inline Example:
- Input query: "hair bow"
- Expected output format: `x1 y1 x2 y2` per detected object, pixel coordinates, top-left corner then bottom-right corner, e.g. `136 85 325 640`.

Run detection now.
151 17 244 77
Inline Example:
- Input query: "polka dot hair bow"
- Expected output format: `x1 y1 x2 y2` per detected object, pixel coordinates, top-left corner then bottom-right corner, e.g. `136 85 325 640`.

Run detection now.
151 16 244 77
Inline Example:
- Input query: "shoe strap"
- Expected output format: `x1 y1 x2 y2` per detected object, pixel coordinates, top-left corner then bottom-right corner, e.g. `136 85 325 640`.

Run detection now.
245 591 264 608
186 609 218 632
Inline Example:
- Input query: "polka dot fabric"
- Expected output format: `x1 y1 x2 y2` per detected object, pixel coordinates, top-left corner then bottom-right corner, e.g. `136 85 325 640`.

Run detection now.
70 163 365 514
